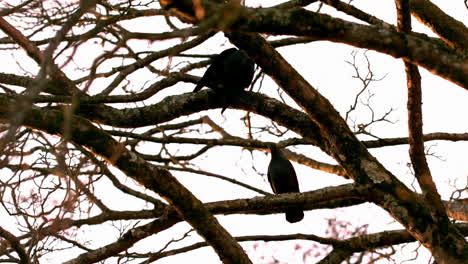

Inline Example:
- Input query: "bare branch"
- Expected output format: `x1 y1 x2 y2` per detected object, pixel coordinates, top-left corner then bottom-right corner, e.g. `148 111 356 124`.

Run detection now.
0 226 30 264
0 95 252 264
410 0 468 51
395 0 448 225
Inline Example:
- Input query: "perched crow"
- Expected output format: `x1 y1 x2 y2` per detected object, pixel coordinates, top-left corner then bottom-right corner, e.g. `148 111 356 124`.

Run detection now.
267 145 304 223
193 48 255 113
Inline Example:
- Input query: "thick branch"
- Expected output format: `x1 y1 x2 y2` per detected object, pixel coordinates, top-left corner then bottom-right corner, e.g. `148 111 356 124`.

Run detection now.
410 0 468 51
0 226 30 264
232 7 468 88
320 0 388 26
149 222 468 263
64 184 366 263
25 194 465 247
320 223 468 263
396 0 449 232
71 90 327 148
317 248 353 264
205 183 367 216
4 175 465 262
0 17 43 63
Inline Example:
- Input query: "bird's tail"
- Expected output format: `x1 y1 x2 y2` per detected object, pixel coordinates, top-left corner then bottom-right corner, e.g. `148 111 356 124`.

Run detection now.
286 207 304 223
220 90 244 114
220 94 230 114
193 83 203 92
220 103 229 114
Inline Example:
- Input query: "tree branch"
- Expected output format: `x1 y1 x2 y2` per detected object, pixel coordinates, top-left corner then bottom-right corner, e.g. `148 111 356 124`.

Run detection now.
226 31 468 263
64 211 180 264
0 226 30 264
363 132 468 147
0 97 252 264
410 0 468 51
231 7 468 88
63 183 366 263
396 0 449 231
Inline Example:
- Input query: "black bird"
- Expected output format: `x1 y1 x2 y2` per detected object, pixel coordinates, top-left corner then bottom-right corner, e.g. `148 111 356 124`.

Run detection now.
267 145 304 223
193 48 255 113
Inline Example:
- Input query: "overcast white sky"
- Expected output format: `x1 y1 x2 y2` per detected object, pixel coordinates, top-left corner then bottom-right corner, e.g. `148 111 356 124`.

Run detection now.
1 0 467 263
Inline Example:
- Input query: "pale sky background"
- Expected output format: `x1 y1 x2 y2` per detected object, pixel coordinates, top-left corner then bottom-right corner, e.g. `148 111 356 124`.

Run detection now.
0 0 467 263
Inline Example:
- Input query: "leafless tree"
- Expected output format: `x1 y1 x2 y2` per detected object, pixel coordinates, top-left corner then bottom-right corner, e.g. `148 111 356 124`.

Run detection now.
0 0 466 263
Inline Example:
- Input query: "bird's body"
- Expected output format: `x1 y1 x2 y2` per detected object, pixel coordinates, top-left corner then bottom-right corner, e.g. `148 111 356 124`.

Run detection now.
193 48 255 113
267 145 304 223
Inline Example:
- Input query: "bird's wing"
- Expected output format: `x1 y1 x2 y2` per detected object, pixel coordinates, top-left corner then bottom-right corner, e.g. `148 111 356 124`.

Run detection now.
269 157 300 194
193 48 238 92
193 80 204 92
283 160 300 192
267 162 279 194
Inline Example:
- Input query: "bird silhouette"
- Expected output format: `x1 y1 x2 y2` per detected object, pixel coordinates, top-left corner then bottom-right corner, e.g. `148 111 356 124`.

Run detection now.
193 48 255 113
267 145 304 223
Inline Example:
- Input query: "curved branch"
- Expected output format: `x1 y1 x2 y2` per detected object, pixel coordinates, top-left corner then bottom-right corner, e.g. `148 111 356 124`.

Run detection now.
63 183 367 264
71 91 326 150
9 187 465 262
410 0 468 51
144 223 468 263
64 212 180 264
232 7 467 88
0 226 30 264
142 233 339 263
320 0 389 26
396 0 449 230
